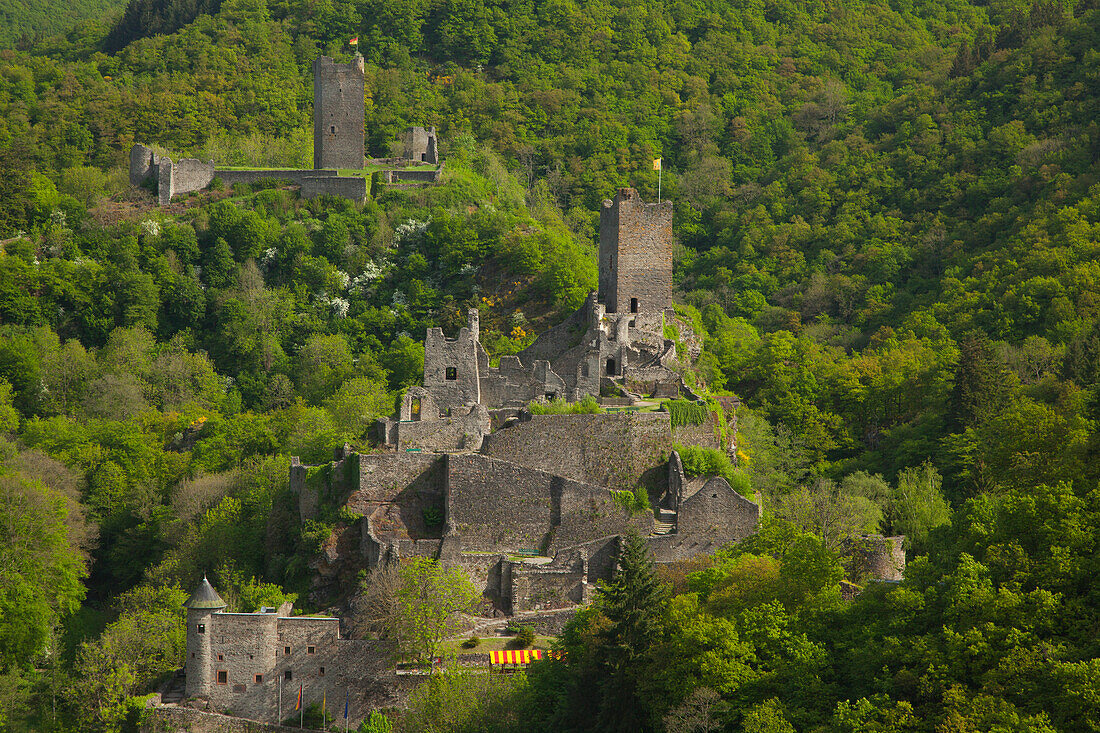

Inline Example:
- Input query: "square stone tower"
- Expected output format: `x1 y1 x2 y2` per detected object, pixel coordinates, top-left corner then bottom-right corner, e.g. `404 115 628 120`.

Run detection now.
313 55 365 170
403 126 438 164
598 188 674 314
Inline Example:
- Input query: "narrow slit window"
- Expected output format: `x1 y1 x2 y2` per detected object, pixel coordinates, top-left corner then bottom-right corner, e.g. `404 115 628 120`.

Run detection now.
630 297 638 313
319 666 325 677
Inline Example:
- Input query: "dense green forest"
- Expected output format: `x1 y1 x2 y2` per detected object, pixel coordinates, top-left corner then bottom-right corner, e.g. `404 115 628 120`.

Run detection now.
2 0 1100 728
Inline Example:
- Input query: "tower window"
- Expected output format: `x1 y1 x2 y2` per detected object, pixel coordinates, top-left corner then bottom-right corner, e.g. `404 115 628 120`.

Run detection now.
216 671 228 685
284 646 291 655
307 646 315 655
284 670 292 681
330 126 336 134
446 367 457 381
255 674 263 684
630 298 638 313
197 624 205 633
319 667 325 677
217 654 223 661
606 358 616 375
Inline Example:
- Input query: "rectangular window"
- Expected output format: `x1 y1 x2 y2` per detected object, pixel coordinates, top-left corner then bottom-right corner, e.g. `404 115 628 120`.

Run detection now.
630 297 638 313
254 674 263 684
197 624 205 634
216 670 227 685
284 670 292 681
319 667 325 677
217 654 223 661
307 646 315 654
284 646 291 655
445 367 457 381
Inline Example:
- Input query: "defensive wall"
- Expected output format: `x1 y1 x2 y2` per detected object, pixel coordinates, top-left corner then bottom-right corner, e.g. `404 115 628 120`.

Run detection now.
142 707 322 733
129 148 369 206
480 412 673 491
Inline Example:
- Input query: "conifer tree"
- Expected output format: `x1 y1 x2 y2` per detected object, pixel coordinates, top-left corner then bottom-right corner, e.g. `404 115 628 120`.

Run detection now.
594 530 669 732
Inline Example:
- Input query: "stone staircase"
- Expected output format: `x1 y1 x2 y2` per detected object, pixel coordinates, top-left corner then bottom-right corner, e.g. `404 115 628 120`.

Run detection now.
161 672 185 705
651 508 677 536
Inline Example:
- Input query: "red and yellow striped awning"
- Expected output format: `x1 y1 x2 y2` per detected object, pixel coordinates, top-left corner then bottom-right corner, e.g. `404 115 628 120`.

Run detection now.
489 650 542 665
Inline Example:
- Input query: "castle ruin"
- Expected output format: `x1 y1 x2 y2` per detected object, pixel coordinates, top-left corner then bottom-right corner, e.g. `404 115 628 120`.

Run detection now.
313 56 366 170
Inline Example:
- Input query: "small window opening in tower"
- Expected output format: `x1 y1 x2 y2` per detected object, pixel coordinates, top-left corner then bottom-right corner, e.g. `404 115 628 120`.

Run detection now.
330 126 336 134
307 646 315 654
217 670 227 685
421 153 427 161
630 297 638 313
284 670 292 681
284 646 291 655
255 674 263 684
606 358 616 375
319 666 326 676
446 367 457 381
197 624 205 633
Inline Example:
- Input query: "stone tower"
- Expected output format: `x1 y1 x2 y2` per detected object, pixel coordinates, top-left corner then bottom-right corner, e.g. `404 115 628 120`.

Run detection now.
183 575 226 698
403 126 438 164
313 55 365 170
598 188 673 315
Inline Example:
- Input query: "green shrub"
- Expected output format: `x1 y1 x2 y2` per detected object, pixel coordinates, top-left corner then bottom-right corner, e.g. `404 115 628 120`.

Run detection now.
510 625 535 648
462 636 480 648
422 506 444 526
674 444 752 495
528 395 605 414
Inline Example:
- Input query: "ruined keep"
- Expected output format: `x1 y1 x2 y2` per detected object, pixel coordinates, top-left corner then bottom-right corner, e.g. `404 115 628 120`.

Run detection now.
599 187 674 317
313 56 366 170
383 187 685 425
403 126 438 164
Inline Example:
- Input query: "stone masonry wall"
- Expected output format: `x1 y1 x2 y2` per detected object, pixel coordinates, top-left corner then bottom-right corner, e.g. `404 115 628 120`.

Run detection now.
216 170 339 186
143 707 321 733
423 315 483 413
300 175 367 201
480 412 673 491
313 56 365 170
677 476 760 540
598 188 673 315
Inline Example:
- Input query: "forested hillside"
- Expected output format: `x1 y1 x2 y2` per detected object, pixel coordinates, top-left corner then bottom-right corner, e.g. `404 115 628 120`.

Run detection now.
2 0 1100 729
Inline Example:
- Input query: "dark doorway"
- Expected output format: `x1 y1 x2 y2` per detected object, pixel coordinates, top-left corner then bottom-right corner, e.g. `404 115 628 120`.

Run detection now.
606 358 616 375
421 153 427 161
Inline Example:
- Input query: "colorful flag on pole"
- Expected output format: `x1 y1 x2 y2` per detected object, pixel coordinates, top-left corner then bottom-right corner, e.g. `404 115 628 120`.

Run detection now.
349 36 359 45
653 158 661 171
295 685 302 711
344 691 349 720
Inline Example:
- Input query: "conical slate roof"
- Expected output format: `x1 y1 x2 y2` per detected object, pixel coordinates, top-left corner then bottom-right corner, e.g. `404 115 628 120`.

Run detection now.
184 575 226 610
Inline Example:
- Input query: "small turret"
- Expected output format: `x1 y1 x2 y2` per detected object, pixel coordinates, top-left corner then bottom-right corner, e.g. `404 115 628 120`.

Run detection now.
184 575 226 698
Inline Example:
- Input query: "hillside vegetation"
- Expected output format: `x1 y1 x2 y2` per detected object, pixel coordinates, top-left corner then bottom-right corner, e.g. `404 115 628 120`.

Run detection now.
1 0 1100 729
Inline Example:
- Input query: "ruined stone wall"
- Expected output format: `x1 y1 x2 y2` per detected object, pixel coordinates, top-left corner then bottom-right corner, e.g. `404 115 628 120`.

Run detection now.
382 167 442 183
348 454 444 546
480 412 672 491
402 126 437 163
313 56 364 170
423 315 483 413
445 455 554 553
300 176 367 202
216 170 339 186
848 535 906 581
677 476 760 541
142 707 317 733
598 188 673 315
173 158 216 199
479 356 567 407
390 405 490 452
507 549 587 612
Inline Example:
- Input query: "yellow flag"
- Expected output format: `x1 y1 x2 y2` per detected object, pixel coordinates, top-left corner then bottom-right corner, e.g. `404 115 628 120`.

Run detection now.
653 158 662 171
